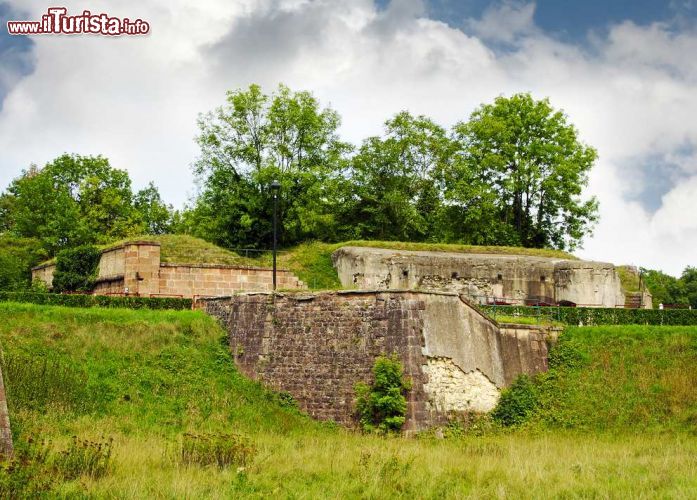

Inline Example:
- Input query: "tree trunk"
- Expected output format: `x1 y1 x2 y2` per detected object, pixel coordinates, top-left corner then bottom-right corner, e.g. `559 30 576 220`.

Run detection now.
0 364 12 458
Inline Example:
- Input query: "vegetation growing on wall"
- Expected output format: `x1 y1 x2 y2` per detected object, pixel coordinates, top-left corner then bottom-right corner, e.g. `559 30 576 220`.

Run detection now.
354 355 412 433
484 304 697 326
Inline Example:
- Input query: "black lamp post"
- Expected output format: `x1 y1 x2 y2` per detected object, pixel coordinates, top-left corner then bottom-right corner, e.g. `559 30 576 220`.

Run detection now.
271 180 280 291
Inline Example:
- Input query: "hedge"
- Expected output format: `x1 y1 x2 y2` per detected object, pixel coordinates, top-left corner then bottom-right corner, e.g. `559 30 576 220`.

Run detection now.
0 292 192 311
482 304 697 326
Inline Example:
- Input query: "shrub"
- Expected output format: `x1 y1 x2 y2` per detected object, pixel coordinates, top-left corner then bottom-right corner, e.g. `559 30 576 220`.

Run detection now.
482 305 697 326
0 291 192 310
52 245 101 293
355 355 412 433
179 432 256 469
491 375 539 427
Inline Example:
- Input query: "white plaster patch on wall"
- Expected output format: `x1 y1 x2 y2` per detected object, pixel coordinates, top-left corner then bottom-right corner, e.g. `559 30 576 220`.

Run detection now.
422 356 500 413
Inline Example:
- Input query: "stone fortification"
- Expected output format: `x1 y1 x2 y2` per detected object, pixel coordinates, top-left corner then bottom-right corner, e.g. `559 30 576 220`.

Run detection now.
31 241 305 298
332 246 632 308
200 290 555 431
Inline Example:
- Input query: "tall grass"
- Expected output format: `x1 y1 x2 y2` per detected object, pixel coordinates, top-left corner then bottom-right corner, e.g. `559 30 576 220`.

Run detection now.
0 303 695 497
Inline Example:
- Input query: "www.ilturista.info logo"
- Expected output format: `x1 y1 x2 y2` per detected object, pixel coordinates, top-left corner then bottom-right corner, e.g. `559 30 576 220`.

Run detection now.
7 7 149 36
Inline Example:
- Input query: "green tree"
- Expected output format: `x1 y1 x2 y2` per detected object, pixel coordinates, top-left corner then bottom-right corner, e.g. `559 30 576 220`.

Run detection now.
342 112 451 241
134 182 173 235
191 84 351 248
1 154 171 255
641 268 688 308
451 93 598 250
679 267 697 309
0 236 48 291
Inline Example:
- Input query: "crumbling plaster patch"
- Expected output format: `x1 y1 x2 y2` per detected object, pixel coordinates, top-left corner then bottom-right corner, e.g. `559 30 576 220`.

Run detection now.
423 357 500 413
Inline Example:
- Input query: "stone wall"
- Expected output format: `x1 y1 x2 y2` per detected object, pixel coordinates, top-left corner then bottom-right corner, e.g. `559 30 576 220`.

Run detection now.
32 241 306 298
332 246 629 308
159 264 305 297
200 290 555 431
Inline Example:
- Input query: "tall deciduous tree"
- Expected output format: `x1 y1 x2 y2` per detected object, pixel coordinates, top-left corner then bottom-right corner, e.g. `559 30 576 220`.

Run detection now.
451 93 599 250
191 84 352 248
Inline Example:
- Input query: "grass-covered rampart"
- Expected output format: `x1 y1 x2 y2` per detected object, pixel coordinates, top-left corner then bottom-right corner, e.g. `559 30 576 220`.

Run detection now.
0 303 695 497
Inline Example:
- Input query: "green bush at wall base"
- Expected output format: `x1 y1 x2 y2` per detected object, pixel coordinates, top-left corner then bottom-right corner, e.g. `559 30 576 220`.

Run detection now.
0 292 191 310
483 305 697 326
355 355 412 433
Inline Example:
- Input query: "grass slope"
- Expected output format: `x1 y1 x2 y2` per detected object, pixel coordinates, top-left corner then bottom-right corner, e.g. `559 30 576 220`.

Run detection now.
1 304 696 497
502 325 697 432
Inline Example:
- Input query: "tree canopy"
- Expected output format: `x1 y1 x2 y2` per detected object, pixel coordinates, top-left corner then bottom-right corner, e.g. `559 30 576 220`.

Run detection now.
0 154 175 254
187 86 599 251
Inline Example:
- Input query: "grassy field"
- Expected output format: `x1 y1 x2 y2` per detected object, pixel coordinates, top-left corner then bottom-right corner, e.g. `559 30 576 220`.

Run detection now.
1 303 695 498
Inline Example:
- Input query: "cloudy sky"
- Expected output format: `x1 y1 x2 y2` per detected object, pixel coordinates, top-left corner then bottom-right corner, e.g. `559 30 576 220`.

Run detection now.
1 0 696 275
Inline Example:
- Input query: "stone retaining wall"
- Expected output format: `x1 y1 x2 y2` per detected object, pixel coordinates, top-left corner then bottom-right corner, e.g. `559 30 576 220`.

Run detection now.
200 290 556 431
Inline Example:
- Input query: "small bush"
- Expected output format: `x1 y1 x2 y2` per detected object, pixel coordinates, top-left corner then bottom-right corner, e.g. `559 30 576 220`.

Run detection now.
179 432 256 469
355 355 412 433
52 245 101 293
491 375 539 427
53 436 113 480
547 337 587 370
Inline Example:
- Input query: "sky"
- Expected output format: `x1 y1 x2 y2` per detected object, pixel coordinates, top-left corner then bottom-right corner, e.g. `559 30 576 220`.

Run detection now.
1 0 697 275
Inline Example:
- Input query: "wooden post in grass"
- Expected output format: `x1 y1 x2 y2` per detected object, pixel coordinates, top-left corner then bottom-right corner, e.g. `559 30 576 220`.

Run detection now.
0 364 12 458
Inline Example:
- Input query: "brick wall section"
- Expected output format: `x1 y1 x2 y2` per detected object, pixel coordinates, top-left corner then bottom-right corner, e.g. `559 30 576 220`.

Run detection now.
0 365 13 458
202 292 430 430
159 264 304 297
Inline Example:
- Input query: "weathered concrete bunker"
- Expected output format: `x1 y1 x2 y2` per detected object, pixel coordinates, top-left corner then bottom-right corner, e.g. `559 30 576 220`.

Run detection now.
200 290 555 431
332 246 632 308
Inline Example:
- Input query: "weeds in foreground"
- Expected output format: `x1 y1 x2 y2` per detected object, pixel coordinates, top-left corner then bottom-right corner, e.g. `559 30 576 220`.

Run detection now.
54 436 113 480
179 432 256 469
0 435 113 497
0 438 53 498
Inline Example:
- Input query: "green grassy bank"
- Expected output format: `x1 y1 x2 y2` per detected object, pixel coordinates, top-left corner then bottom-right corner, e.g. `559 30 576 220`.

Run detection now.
0 303 695 498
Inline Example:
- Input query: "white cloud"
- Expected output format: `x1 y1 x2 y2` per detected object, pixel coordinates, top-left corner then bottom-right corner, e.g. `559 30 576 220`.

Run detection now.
0 0 696 275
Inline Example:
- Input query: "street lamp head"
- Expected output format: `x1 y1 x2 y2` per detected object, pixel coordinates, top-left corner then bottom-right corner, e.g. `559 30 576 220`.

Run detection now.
270 180 281 191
